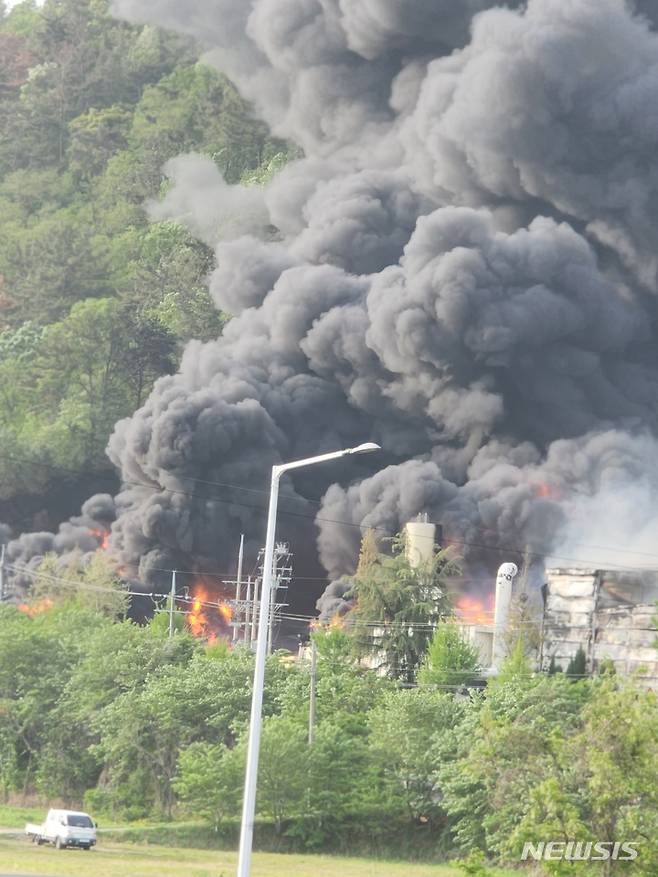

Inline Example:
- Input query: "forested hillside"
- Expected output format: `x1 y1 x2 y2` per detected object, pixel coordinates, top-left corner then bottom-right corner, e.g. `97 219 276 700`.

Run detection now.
0 0 287 529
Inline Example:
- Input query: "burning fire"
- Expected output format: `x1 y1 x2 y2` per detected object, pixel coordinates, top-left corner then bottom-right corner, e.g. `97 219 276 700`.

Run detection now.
90 527 110 550
533 480 564 500
186 580 234 641
218 602 233 625
329 612 346 630
187 588 209 636
456 594 494 625
18 597 54 617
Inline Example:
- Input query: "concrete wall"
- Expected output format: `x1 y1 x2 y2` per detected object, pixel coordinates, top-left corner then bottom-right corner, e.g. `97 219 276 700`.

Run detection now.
542 568 658 686
457 623 493 667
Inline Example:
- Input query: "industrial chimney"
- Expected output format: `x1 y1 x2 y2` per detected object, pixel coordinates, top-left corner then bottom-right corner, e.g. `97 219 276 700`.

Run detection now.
491 562 519 669
404 513 436 568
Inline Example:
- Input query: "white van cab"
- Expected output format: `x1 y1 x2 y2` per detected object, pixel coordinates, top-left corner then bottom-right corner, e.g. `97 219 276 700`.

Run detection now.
25 809 97 850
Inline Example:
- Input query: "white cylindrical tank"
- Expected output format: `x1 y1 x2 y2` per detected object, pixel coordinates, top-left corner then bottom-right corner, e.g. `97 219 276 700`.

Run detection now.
404 514 436 568
491 562 518 669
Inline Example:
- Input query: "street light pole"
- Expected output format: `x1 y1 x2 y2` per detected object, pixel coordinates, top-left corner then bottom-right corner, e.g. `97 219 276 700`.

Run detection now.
236 443 380 877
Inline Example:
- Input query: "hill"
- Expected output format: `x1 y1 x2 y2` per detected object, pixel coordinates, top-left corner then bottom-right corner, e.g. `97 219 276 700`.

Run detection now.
0 0 288 532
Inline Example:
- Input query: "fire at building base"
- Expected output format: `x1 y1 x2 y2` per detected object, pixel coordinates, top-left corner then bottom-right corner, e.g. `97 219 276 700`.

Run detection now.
458 565 658 686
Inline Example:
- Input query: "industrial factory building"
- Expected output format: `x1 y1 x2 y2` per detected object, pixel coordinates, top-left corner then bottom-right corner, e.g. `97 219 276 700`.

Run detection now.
461 564 658 686
403 515 657 684
312 516 657 684
540 568 658 681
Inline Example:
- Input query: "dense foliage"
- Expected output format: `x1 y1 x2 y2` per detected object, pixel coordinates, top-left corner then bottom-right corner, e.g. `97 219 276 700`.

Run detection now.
0 0 287 509
348 533 458 681
1 591 656 874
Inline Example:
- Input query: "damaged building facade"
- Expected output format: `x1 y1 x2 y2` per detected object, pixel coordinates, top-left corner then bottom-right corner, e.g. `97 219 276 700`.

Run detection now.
461 565 658 686
540 569 658 682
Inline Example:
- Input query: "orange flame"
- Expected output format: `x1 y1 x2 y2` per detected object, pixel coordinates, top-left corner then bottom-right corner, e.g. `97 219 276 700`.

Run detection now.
456 594 494 624
90 527 110 550
218 602 233 624
329 612 346 630
533 481 564 500
18 598 54 617
187 589 209 636
186 580 234 641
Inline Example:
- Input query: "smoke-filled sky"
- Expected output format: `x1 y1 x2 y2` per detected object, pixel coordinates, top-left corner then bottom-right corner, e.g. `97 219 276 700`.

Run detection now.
8 0 658 622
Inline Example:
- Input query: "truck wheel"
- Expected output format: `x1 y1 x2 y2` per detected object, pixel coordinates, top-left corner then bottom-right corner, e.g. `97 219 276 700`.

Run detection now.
55 836 66 850
83 845 91 851
36 838 44 846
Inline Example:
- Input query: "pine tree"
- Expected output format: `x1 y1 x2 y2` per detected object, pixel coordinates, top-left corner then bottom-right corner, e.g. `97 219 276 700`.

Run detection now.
348 533 458 682
548 655 563 675
356 528 378 577
566 646 587 679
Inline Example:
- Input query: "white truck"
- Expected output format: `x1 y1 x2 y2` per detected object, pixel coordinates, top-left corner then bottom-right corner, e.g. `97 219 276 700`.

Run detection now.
25 808 97 850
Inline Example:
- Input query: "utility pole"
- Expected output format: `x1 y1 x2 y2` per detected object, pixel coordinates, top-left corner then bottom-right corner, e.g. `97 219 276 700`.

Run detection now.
267 553 277 655
244 576 252 647
308 637 317 745
0 544 5 603
250 577 260 647
233 534 244 642
265 543 292 655
168 570 177 638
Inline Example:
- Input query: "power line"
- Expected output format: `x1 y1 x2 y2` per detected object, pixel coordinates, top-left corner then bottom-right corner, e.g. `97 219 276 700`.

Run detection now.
5 450 658 571
10 563 656 635
8 560 657 633
7 563 227 610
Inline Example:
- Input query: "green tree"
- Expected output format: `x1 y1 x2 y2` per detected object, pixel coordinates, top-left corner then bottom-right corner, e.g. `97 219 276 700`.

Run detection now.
509 679 658 875
0 208 115 323
566 646 588 679
491 636 533 686
255 714 310 834
438 673 591 859
29 551 129 618
348 534 458 681
13 0 183 168
368 688 467 826
311 626 356 673
303 718 373 846
92 649 289 818
123 222 226 344
1 2 39 39
35 615 198 802
130 63 282 184
174 741 243 829
418 622 480 688
0 298 175 498
68 105 132 180
548 655 563 675
0 598 111 796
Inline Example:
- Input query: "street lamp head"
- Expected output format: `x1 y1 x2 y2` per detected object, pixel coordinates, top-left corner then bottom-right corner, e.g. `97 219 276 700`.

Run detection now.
346 442 381 456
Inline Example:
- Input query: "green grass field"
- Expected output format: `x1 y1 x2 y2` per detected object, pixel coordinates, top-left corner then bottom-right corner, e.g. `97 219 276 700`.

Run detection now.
0 836 474 877
0 804 45 829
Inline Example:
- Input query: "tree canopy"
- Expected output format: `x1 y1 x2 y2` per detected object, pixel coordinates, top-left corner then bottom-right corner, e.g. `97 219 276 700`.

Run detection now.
0 0 290 520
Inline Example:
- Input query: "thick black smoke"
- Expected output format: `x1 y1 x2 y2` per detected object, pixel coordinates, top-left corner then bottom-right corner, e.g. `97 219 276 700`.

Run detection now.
10 0 658 622
3 495 115 596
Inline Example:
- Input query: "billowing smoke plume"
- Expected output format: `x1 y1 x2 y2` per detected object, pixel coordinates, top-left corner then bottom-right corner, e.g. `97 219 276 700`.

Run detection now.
4 495 115 594
315 578 354 625
10 0 658 620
